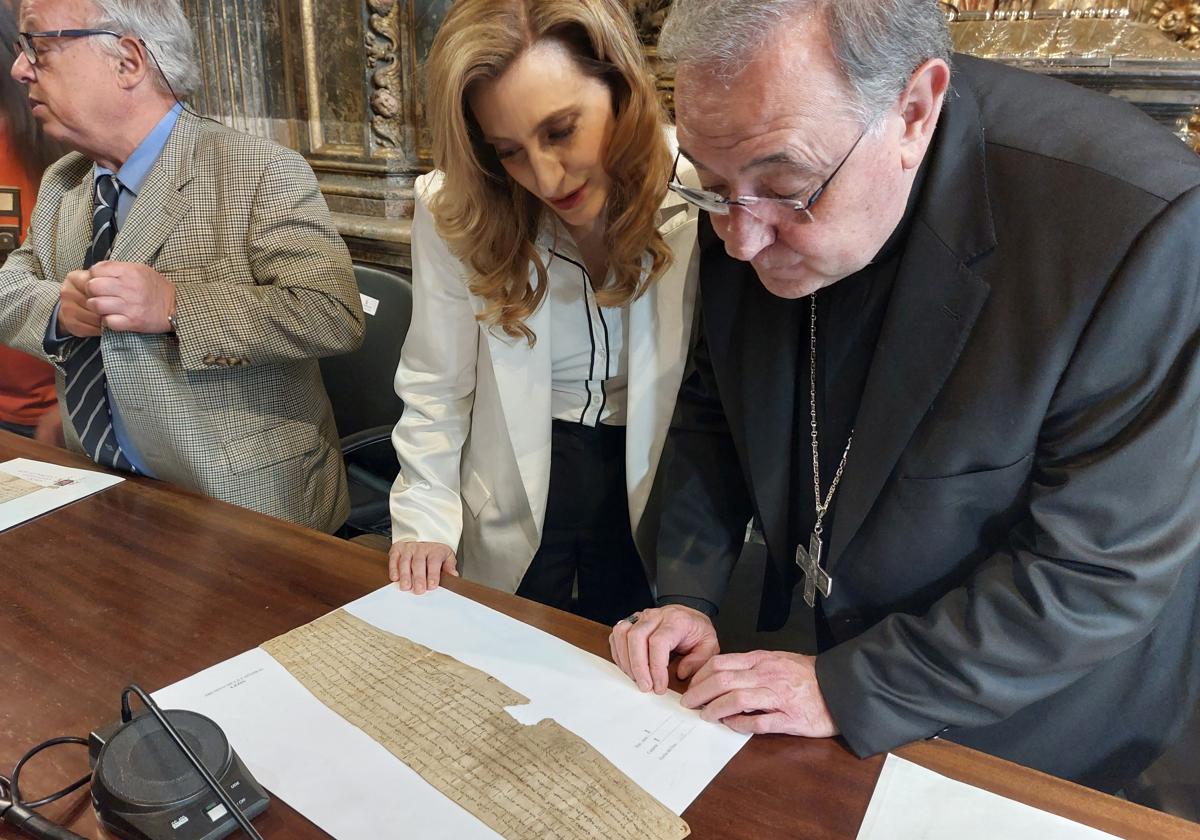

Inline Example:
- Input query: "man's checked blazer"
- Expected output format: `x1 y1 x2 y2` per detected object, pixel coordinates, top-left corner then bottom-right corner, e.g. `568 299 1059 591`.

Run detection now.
0 110 364 533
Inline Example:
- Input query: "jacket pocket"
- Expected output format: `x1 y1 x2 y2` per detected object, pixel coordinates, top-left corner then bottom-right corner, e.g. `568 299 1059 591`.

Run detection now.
154 229 217 275
461 469 492 518
897 453 1034 512
224 420 322 475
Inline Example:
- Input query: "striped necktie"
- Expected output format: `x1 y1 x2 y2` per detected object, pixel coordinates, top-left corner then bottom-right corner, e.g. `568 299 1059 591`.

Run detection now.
62 174 134 472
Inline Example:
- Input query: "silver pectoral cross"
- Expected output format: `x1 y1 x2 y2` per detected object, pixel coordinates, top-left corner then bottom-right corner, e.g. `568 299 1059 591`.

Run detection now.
795 532 833 608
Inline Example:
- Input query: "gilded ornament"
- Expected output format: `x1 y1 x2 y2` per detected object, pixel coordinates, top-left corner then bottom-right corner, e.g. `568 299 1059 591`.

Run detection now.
1159 8 1188 31
1148 0 1200 47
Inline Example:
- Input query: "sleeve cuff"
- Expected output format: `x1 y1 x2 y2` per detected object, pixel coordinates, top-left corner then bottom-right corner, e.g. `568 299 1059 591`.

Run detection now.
814 643 942 759
42 302 72 352
656 594 719 618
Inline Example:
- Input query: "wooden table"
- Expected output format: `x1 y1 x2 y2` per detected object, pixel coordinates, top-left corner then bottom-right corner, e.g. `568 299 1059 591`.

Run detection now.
0 430 1195 840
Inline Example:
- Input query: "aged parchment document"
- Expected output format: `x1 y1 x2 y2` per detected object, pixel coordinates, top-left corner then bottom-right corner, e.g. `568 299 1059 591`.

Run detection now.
0 472 41 504
261 609 690 840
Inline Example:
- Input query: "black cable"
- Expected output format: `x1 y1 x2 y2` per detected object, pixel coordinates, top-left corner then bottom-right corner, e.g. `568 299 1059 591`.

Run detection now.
1 753 89 840
137 38 220 125
4 687 263 839
121 685 264 840
10 737 91 810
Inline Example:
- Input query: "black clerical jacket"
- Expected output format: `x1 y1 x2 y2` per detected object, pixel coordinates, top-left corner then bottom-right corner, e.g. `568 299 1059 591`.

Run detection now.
653 54 1200 792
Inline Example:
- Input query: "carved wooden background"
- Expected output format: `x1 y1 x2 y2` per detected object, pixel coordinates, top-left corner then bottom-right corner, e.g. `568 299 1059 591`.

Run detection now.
181 0 1198 267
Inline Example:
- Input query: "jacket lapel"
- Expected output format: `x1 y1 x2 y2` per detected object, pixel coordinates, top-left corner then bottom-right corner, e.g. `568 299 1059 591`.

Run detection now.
53 177 93 281
826 229 990 569
478 255 554 538
826 72 997 571
740 283 804 565
625 191 699 528
699 211 806 565
699 220 805 565
109 112 198 265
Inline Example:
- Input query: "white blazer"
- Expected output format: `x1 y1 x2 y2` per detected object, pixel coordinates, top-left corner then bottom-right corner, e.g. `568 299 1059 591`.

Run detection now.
389 163 701 594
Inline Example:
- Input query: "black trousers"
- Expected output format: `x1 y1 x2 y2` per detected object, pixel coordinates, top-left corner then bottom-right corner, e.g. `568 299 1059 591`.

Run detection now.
515 420 653 625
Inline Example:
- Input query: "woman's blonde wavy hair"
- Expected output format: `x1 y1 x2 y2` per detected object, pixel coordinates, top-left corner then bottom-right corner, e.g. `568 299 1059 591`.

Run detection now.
425 0 674 344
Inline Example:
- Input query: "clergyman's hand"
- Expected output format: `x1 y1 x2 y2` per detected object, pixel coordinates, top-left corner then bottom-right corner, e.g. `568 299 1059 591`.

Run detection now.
389 541 459 594
608 605 720 694
681 650 839 737
58 270 102 337
85 261 177 334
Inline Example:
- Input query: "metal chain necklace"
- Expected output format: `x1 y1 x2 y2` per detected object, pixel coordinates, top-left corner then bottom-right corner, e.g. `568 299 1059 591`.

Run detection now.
796 291 854 607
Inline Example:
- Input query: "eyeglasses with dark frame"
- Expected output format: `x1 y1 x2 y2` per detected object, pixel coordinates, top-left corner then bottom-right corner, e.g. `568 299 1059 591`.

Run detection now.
14 28 206 126
14 29 121 66
668 129 867 224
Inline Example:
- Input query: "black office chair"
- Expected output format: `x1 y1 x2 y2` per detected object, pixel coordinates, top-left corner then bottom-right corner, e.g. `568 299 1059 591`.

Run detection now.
321 263 414 537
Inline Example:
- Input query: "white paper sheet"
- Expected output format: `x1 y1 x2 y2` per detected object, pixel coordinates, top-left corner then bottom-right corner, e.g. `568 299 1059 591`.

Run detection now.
154 585 749 839
0 458 124 532
857 754 1123 840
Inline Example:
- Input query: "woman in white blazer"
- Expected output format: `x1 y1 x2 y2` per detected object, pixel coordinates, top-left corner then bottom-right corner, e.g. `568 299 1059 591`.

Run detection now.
388 0 700 624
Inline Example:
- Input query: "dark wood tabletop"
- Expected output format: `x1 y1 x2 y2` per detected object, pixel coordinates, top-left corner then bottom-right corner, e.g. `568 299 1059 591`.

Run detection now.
0 430 1196 840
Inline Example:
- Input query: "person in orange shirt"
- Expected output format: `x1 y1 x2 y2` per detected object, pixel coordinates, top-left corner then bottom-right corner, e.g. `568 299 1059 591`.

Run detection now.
0 1 64 444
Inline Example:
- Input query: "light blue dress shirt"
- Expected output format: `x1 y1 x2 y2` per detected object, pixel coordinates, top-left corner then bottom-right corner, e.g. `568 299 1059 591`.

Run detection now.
51 103 182 477
97 103 181 229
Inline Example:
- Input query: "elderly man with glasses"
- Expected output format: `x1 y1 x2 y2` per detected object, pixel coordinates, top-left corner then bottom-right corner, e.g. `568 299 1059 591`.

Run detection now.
610 0 1200 794
0 0 363 533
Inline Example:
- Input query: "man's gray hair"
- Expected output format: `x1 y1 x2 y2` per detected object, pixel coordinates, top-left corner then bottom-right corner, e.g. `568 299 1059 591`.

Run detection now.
659 0 952 126
88 0 200 97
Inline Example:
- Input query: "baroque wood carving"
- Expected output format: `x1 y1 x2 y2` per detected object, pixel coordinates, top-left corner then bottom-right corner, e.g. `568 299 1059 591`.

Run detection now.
367 0 404 148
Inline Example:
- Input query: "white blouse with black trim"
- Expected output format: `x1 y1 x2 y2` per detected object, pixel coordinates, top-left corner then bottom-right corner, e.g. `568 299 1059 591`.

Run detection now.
546 244 629 428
